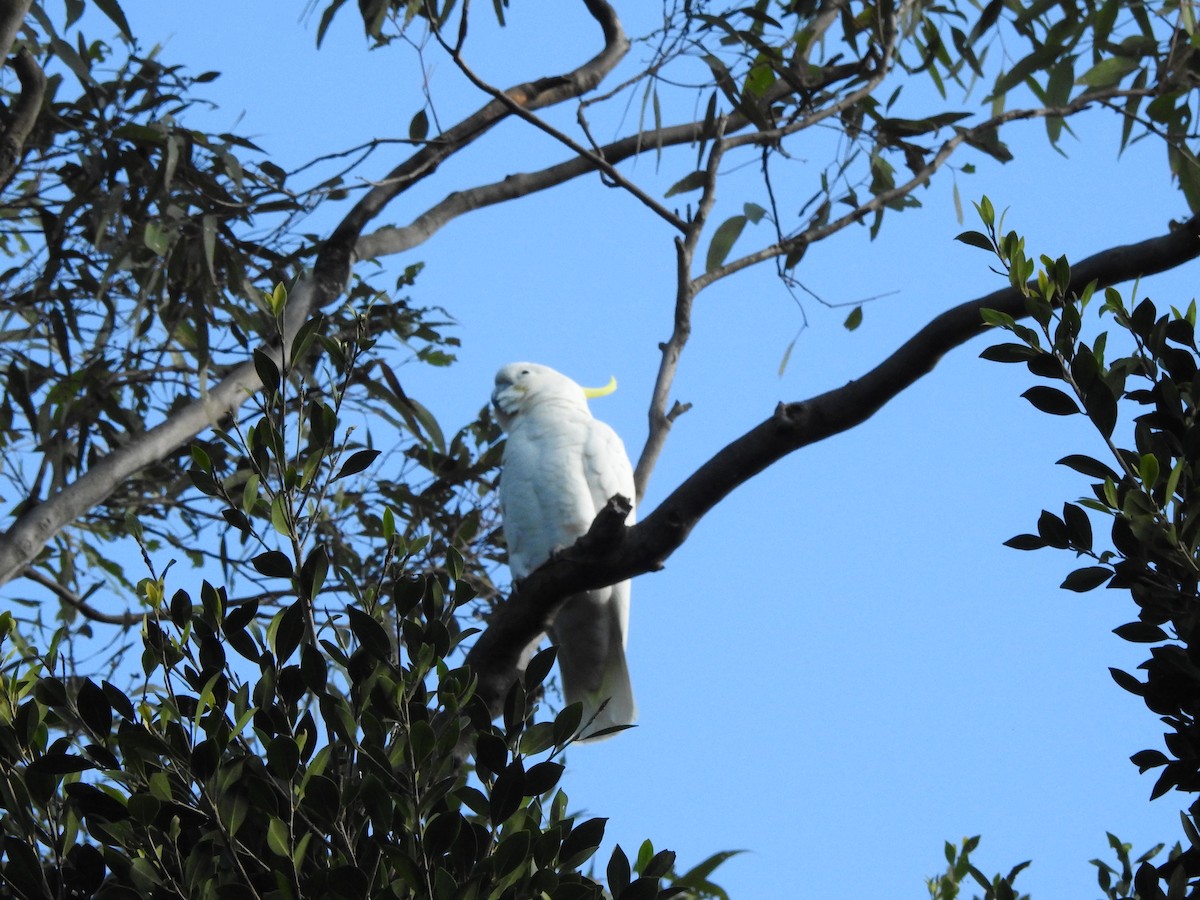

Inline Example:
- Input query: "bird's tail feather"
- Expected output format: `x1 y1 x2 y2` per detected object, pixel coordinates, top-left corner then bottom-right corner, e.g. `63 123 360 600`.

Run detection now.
573 644 636 742
550 586 636 742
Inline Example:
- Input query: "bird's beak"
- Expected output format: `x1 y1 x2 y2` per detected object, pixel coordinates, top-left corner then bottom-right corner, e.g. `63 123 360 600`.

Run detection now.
492 374 524 416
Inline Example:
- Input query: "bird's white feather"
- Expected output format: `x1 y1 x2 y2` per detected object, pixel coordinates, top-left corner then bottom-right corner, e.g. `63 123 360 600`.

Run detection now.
492 362 636 740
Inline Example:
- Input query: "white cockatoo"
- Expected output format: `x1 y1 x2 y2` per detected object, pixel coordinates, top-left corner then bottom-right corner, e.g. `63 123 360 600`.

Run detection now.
491 362 637 739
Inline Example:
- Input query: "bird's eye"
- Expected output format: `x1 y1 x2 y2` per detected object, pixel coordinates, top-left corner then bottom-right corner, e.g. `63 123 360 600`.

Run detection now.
520 369 530 375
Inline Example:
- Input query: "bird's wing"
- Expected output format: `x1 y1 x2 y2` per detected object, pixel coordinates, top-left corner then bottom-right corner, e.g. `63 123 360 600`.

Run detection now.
500 414 598 578
582 418 636 525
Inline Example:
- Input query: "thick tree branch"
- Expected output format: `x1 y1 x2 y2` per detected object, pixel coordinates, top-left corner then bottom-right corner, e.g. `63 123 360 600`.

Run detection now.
0 0 31 63
0 47 45 189
465 212 1200 718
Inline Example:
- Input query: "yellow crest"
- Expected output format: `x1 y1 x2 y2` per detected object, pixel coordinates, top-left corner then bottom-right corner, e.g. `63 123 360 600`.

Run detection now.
581 375 618 399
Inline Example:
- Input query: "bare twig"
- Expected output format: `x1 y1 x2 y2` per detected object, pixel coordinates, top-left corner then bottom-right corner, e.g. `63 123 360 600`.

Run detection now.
633 117 728 500
22 567 142 626
428 6 690 232
0 47 45 189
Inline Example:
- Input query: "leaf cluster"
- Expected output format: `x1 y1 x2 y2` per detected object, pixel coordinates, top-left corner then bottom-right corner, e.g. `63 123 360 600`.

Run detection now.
975 204 1200 895
925 835 1029 900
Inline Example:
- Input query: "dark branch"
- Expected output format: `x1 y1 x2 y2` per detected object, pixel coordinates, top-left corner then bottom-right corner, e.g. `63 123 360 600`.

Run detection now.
465 213 1200 717
0 48 46 190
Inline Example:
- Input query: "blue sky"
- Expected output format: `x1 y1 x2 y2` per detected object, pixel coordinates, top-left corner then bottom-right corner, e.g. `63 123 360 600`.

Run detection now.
63 1 1200 895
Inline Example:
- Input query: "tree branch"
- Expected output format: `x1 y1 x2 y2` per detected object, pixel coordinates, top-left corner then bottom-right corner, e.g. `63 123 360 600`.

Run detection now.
0 0 31 64
696 88 1156 292
353 20 892 263
318 0 629 289
21 567 141 626
632 118 727 500
465 212 1200 718
0 47 45 190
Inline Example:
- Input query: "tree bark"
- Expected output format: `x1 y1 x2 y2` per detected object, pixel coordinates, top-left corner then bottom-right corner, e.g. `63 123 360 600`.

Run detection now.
0 0 32 63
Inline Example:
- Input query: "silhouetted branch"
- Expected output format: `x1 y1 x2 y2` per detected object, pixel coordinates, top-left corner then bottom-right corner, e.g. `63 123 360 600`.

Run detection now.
21 568 141 626
466 213 1200 717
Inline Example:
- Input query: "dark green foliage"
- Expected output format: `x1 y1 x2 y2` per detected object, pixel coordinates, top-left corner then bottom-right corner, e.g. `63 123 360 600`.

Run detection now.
0 587 730 897
0 297 729 897
980 205 1200 896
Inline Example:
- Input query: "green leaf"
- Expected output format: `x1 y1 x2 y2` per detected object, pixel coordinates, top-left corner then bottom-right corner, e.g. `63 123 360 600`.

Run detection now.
334 449 380 481
270 495 291 536
705 215 747 272
490 759 526 826
270 601 305 664
28 753 97 776
267 817 290 857
300 545 328 601
608 846 632 898
241 473 260 513
1056 454 1119 481
1061 566 1112 592
664 171 708 197
190 444 213 474
560 817 608 869
844 306 863 331
1140 453 1160 488
91 0 134 41
1022 386 1079 415
1079 56 1140 88
143 221 170 256
409 109 429 142
253 349 281 396
956 230 994 251
980 343 1040 363
980 307 1016 329
1113 621 1168 642
252 550 293 579
673 849 745 894
1004 533 1046 550
346 607 392 660
778 334 798 377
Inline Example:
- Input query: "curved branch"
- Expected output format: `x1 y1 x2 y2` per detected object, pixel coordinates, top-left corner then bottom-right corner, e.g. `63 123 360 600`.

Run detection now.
320 0 629 287
21 567 141 626
0 0 31 63
465 212 1200 718
0 47 45 190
